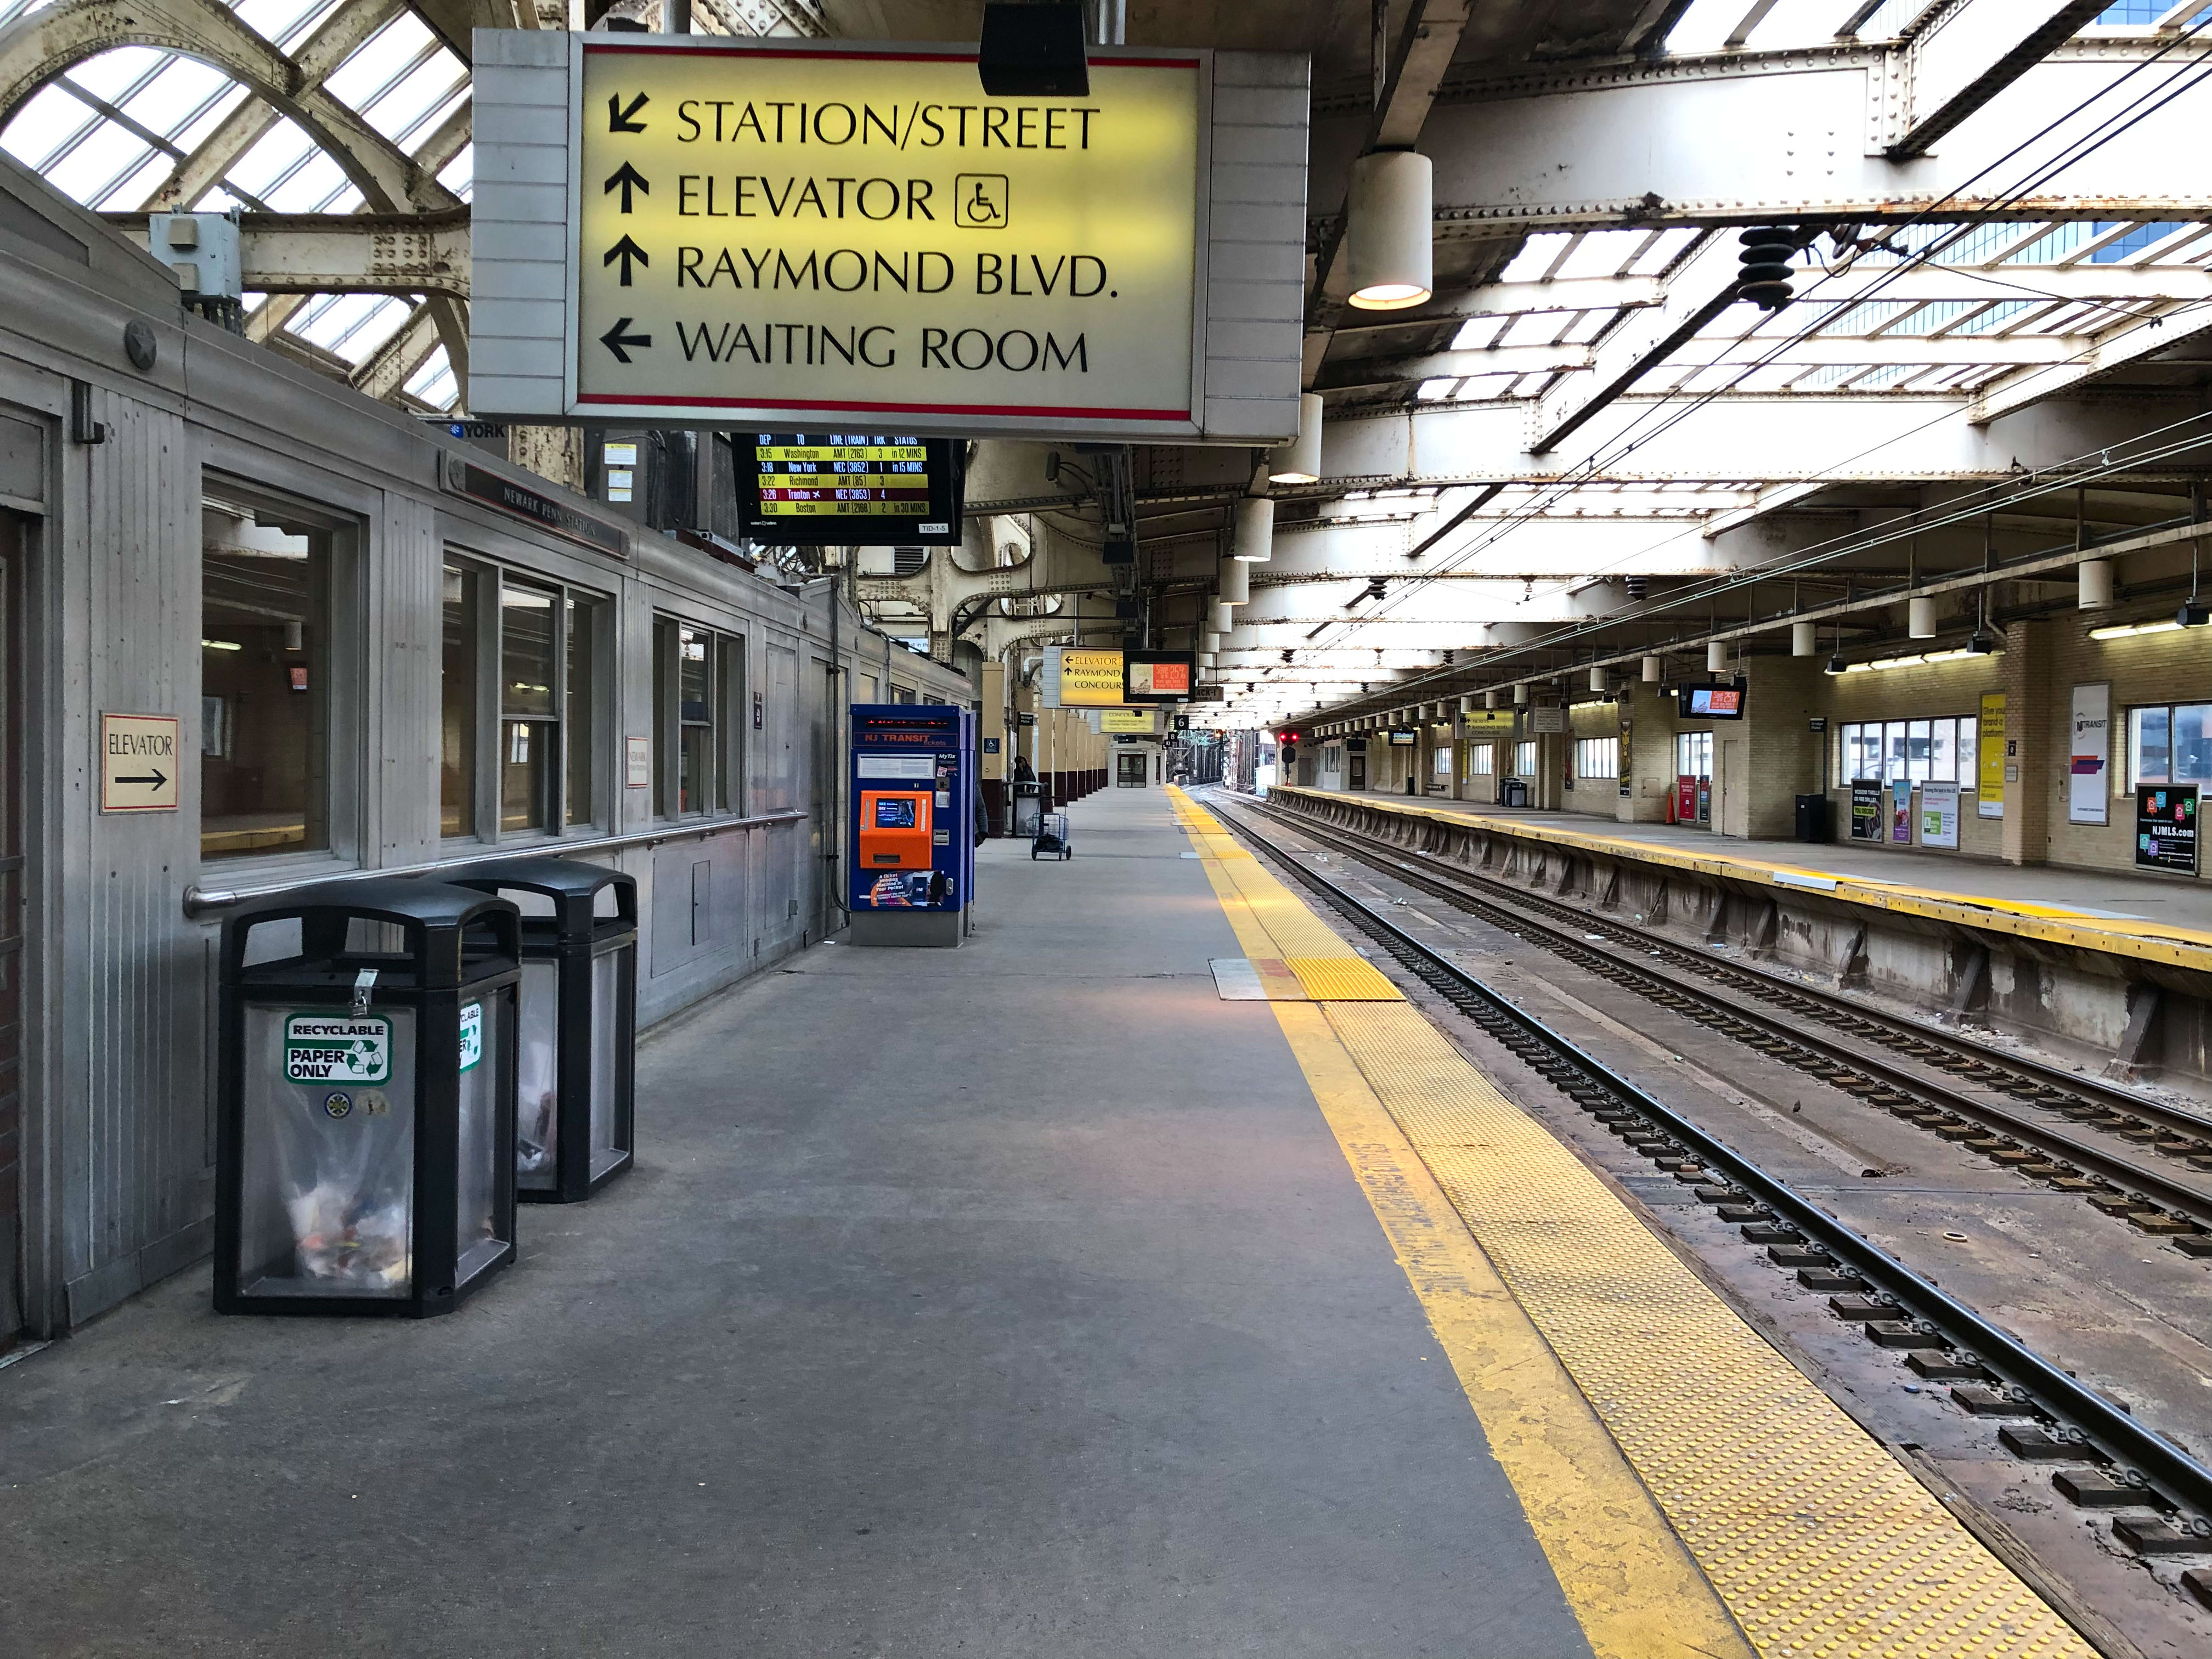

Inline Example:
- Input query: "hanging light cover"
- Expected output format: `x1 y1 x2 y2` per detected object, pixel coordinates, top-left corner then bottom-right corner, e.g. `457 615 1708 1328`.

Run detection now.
1907 596 1937 639
1268 393 1324 484
1512 684 1528 706
1217 557 1250 605
1209 599 1233 633
1346 151 1433 311
1641 654 1662 683
1791 622 1816 657
1706 640 1728 674
1232 497 1274 562
2078 560 2113 610
1588 667 1606 694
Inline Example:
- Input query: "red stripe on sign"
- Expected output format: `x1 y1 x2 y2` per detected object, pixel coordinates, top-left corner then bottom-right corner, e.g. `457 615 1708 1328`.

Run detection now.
577 392 1194 421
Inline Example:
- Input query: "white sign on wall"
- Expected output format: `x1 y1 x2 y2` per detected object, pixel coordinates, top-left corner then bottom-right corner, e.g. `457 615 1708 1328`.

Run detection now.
2069 683 2109 826
1920 781 1961 849
469 32 1308 444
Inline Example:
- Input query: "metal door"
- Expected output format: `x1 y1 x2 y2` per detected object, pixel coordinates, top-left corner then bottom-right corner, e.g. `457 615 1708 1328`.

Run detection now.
1116 751 1147 787
1348 752 1365 789
0 516 24 1343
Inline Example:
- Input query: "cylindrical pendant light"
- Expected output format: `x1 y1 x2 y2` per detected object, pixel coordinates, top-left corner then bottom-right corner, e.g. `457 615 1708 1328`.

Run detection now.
1459 694 1475 714
1232 497 1274 562
1203 631 1223 653
1512 684 1528 706
1209 599 1233 633
2078 560 2113 610
1791 622 1816 657
1588 667 1606 694
1907 596 1937 639
1484 690 1499 710
1346 150 1433 311
1269 393 1324 484
1641 654 1662 683
1218 557 1250 605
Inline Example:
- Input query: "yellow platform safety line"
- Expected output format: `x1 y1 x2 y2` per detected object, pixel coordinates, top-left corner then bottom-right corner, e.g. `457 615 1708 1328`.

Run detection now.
1272 783 2212 975
1166 788 2093 1659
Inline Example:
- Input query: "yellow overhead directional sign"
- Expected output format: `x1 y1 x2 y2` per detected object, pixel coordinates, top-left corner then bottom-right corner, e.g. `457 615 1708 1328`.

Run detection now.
574 39 1203 431
1049 647 1125 707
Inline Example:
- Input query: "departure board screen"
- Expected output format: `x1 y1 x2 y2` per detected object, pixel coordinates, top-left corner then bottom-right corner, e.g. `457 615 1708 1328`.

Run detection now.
736 431 964 547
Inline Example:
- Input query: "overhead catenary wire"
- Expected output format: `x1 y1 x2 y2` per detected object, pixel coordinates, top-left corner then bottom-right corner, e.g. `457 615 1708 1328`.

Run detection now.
1297 17 2212 720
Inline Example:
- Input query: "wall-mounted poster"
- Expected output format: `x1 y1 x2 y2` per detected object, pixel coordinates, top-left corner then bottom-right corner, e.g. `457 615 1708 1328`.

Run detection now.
1849 778 1882 841
2137 785 2198 874
1889 782 1912 843
1977 692 2006 818
1920 781 1961 849
2069 683 2109 825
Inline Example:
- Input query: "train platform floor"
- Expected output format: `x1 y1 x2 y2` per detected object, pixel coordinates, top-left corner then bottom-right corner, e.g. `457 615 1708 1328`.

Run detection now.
1323 786 2212 941
0 786 2090 1657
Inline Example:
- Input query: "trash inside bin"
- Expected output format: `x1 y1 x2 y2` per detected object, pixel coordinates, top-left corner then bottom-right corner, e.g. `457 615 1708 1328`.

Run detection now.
454 859 637 1203
215 879 521 1317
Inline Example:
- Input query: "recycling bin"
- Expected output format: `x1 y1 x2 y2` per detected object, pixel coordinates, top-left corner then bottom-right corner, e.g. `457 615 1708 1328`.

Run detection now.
454 859 637 1203
215 879 522 1317
1011 780 1045 839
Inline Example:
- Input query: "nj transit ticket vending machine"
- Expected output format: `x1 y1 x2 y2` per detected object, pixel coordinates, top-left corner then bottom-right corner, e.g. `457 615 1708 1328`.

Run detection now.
849 704 976 948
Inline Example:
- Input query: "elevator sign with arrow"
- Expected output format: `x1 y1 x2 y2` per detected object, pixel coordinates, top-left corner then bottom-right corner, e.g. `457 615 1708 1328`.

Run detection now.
100 713 179 814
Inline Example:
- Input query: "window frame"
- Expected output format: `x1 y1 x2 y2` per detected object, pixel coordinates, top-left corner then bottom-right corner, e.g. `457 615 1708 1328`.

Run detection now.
2128 700 2212 791
1576 736 1620 780
199 475 364 873
1837 715 1978 789
653 614 747 821
442 551 608 845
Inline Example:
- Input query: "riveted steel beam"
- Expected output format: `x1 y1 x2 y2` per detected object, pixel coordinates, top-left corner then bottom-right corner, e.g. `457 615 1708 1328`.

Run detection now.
104 207 472 297
1889 0 2113 161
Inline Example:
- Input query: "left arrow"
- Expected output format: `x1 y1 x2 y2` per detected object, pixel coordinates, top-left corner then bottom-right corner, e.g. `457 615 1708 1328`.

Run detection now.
600 318 652 364
605 161 650 212
603 235 649 286
115 768 167 788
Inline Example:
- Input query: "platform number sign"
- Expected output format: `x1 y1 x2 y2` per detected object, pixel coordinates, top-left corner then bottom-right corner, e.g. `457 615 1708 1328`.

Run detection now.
284 1014 392 1085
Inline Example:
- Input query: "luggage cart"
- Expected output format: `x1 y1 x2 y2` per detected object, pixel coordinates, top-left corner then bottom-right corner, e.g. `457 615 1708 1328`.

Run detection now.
1031 810 1071 860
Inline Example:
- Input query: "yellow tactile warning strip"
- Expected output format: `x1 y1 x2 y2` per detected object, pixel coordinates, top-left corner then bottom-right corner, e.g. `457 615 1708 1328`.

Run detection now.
1172 794 1401 1003
1273 783 2212 975
1167 788 2095 1659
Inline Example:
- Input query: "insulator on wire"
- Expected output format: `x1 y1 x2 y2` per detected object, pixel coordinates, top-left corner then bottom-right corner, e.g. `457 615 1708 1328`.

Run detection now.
1737 226 1801 311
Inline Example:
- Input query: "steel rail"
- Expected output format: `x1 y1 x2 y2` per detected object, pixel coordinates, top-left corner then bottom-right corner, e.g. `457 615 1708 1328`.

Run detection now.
1214 798 2212 1523
1244 797 2212 1223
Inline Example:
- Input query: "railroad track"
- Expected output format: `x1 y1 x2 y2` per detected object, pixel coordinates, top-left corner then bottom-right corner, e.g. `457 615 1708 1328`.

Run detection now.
1223 791 2212 1245
1204 794 2212 1555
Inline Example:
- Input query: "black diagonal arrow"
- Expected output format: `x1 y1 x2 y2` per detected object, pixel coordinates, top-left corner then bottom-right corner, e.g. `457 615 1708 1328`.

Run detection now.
603 235 648 286
608 91 648 133
600 318 651 364
115 768 167 788
604 160 650 213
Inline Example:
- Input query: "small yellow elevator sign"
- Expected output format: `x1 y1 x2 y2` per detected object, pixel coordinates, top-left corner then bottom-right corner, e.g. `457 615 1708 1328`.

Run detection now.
575 40 1203 430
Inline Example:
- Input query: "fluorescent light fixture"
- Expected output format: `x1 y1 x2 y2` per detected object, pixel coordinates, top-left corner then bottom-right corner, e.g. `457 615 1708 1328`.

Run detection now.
1842 647 1979 673
201 638 242 651
2089 619 2181 641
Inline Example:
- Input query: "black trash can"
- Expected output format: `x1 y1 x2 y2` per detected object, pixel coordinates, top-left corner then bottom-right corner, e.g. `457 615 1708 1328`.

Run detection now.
1501 778 1530 808
1795 793 1831 843
454 859 638 1204
215 880 522 1317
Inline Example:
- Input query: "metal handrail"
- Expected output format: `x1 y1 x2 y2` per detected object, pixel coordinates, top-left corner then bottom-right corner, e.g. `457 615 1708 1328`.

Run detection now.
181 809 810 918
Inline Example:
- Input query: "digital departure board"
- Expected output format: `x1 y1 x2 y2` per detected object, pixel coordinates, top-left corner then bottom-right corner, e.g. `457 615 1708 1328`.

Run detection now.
736 431 964 548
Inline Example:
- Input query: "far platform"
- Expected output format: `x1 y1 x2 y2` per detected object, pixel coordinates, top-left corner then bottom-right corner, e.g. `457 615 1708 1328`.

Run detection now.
1298 785 2212 961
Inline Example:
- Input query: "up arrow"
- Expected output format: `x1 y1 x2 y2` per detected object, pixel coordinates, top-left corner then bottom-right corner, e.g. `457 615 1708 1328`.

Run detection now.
599 318 652 363
604 161 650 212
607 91 648 133
603 235 649 286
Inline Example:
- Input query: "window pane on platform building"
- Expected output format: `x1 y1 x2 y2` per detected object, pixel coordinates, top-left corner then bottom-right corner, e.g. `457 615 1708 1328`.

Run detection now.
201 498 329 860
442 563 477 839
500 582 558 833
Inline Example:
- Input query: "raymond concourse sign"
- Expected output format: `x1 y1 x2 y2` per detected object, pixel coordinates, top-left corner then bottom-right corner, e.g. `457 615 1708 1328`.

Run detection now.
471 33 1308 443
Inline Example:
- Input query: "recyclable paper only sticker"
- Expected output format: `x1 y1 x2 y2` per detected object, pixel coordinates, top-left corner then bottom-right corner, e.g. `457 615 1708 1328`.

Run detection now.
285 1014 392 1085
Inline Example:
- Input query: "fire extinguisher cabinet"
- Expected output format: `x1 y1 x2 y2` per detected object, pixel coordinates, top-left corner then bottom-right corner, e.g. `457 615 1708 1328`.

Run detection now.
453 859 637 1203
214 880 522 1317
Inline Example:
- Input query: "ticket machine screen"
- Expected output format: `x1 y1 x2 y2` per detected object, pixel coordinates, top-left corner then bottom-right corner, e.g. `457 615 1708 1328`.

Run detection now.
874 797 916 828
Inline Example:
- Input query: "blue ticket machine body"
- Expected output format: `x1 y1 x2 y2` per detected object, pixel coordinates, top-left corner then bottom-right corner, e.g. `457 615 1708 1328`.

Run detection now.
848 704 975 947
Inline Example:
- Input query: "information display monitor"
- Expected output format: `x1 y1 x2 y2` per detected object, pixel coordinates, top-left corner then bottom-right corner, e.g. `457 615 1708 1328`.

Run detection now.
737 432 964 547
1677 682 1748 720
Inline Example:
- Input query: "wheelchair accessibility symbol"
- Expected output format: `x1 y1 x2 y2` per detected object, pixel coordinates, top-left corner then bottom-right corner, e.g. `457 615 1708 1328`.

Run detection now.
955 174 1009 229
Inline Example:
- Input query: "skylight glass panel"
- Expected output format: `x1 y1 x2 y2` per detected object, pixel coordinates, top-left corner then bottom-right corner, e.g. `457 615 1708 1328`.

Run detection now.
1499 311 1571 347
1822 300 1918 336
1555 229 1655 281
99 151 176 210
1560 309 1613 343
1498 233 1572 284
363 59 466 145
406 347 457 409
233 0 338 49
225 117 318 195
64 45 169 103
1 84 88 170
41 125 149 205
1447 314 1508 351
1451 374 1515 401
1627 229 1699 275
404 86 469 154
1415 377 1459 401
437 141 474 198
